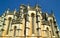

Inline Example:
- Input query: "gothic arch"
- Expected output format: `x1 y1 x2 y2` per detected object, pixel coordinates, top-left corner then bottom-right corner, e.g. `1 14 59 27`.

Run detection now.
31 13 35 17
8 17 12 20
46 27 49 31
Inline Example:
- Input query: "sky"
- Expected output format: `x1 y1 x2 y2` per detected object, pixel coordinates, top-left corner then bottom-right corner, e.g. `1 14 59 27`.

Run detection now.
0 0 60 29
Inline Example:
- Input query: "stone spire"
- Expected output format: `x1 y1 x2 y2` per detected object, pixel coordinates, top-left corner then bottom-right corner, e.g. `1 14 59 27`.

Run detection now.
35 0 41 12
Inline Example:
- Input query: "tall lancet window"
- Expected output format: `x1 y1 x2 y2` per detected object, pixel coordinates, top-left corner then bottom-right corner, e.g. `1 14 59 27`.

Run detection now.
14 26 17 36
46 27 49 38
31 13 35 34
6 17 12 35
24 14 29 36
37 23 41 37
50 19 54 36
24 14 26 36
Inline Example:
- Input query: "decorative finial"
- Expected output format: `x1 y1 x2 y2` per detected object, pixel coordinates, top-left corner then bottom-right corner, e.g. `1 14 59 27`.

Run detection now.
3 11 6 16
36 0 39 6
27 0 30 5
36 4 38 10
51 10 54 16
27 0 30 9
14 8 16 14
27 5 30 9
35 0 41 11
7 8 9 14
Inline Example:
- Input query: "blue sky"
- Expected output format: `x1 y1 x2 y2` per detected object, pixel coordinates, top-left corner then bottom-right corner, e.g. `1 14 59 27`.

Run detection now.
0 0 60 29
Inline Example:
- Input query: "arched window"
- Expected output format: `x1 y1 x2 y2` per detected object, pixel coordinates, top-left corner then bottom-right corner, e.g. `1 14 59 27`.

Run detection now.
24 14 29 36
14 26 17 36
6 17 12 35
24 14 26 36
50 19 52 23
31 13 35 34
8 17 12 21
24 14 28 36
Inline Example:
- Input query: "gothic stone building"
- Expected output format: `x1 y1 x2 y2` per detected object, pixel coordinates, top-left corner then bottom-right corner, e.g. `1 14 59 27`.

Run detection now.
0 4 59 38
